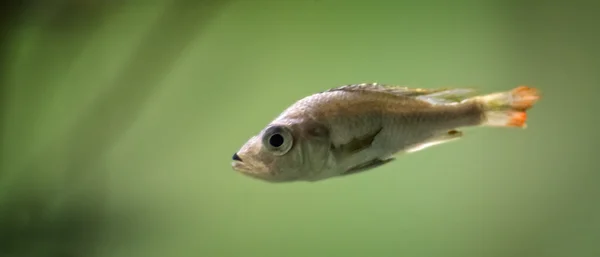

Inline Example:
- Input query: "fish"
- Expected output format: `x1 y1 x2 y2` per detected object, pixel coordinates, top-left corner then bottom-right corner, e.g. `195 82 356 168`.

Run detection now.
231 83 541 183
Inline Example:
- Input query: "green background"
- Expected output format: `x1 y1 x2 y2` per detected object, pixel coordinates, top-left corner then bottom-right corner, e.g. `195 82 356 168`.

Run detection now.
1 1 599 257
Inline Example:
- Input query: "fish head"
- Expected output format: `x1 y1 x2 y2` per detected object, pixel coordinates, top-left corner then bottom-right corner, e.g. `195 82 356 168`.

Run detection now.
231 120 331 182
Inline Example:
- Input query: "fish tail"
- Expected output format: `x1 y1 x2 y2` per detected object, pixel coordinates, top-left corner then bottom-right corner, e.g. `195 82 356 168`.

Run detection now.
474 86 541 128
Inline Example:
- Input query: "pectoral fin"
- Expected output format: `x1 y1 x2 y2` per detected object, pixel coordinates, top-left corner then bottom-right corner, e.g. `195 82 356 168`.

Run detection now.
332 127 383 160
405 129 463 153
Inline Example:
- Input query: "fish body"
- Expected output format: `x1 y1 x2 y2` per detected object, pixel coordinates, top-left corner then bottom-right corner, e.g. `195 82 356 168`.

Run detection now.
232 83 541 183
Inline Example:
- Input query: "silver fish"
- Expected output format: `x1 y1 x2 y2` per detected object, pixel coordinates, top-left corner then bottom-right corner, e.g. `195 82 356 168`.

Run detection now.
232 83 541 183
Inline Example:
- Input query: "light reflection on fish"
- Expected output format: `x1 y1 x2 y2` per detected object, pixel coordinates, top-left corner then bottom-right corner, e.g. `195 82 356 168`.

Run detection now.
232 83 541 183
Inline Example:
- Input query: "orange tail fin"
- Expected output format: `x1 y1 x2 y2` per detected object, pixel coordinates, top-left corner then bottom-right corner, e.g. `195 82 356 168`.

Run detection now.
477 86 541 128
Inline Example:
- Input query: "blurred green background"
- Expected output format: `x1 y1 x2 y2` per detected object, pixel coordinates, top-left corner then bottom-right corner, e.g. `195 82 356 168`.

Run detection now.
1 0 599 257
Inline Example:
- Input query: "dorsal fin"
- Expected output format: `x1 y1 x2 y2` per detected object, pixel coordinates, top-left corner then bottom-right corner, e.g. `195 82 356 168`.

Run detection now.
324 83 447 97
324 83 478 104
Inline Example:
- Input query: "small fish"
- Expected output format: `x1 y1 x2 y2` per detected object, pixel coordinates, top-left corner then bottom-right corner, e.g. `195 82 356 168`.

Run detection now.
231 83 541 183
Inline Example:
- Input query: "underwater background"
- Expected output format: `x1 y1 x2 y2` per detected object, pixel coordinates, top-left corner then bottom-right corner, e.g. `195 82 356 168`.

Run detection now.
1 0 599 257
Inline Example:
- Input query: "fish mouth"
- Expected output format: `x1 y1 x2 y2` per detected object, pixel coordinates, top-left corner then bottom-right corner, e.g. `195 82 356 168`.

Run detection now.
231 160 249 172
231 160 276 181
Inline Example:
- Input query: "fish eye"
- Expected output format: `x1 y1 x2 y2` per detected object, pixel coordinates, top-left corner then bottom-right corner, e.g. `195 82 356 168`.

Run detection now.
262 125 293 155
269 134 284 147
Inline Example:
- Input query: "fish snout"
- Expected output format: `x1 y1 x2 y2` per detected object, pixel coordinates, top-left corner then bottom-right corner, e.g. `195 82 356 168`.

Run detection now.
232 152 243 162
231 152 250 173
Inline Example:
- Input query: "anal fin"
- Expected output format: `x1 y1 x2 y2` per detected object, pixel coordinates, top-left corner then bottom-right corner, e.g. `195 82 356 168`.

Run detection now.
405 129 463 153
